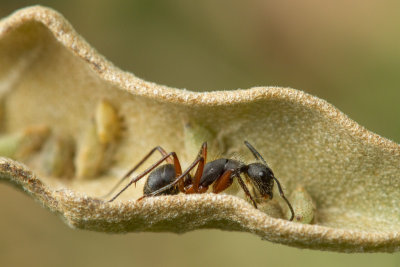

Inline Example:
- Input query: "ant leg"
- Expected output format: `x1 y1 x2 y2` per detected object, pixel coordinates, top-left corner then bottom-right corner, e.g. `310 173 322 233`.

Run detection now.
273 177 294 221
211 170 257 208
212 169 234 194
139 156 205 200
190 142 207 192
102 146 171 198
236 173 258 208
171 149 183 191
108 152 181 202
198 142 207 162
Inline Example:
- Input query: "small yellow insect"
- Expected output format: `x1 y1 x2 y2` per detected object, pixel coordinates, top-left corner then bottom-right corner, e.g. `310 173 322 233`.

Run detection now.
41 134 74 177
95 99 120 145
75 100 121 179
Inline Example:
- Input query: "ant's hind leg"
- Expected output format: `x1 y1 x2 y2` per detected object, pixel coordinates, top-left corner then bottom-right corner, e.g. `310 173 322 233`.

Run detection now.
102 146 171 198
108 152 181 202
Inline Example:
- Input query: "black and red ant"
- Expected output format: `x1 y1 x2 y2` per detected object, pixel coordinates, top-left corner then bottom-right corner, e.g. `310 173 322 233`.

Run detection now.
106 141 294 221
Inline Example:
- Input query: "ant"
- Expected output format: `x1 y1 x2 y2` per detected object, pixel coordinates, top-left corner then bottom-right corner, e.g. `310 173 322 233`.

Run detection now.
106 141 294 221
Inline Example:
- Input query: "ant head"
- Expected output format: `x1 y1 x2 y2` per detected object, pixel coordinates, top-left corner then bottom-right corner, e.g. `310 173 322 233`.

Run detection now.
246 162 274 200
243 141 295 221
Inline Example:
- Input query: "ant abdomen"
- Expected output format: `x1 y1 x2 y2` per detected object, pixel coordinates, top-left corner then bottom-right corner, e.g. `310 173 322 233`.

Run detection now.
144 164 179 195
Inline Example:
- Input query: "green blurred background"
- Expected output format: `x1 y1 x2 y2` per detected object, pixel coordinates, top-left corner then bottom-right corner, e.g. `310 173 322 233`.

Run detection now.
1 1 399 266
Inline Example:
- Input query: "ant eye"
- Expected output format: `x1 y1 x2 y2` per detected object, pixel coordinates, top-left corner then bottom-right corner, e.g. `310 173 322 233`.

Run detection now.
258 171 266 177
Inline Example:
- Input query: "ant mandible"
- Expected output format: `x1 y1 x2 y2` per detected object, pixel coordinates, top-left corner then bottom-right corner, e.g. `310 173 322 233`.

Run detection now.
106 141 294 221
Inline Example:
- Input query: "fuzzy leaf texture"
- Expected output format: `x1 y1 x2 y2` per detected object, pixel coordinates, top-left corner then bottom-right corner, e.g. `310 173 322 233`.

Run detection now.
0 6 399 253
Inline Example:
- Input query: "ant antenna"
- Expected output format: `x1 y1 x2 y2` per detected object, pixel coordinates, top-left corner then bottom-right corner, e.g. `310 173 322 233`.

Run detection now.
244 140 294 221
273 176 295 221
244 140 268 166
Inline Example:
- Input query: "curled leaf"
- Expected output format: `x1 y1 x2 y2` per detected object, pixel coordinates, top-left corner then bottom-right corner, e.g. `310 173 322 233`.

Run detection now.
0 6 399 252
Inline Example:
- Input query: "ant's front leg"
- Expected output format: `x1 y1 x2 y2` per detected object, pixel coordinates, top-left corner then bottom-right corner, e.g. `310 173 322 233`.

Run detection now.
235 173 258 208
212 169 234 194
211 170 257 208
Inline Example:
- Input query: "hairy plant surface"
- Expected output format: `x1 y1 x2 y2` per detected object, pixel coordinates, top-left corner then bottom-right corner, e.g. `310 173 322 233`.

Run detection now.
0 6 399 252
